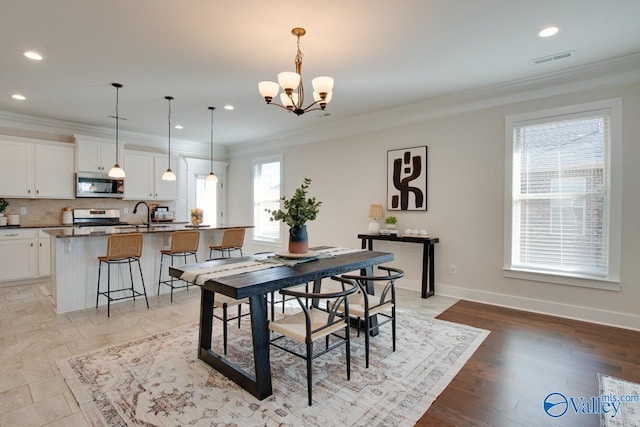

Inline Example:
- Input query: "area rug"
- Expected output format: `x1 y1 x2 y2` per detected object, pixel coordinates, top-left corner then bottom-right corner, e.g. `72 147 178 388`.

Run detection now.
599 374 640 427
58 310 488 426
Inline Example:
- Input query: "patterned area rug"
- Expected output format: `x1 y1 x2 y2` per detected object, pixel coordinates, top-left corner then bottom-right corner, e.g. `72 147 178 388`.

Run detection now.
599 374 640 427
58 310 488 426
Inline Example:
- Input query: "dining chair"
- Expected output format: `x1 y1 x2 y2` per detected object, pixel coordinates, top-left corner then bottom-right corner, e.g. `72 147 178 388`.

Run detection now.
268 276 358 406
340 266 404 368
209 228 245 259
213 293 250 355
158 230 200 302
96 233 149 317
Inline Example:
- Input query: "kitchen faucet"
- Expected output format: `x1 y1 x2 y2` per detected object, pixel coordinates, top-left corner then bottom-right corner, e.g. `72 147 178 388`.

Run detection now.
132 201 151 228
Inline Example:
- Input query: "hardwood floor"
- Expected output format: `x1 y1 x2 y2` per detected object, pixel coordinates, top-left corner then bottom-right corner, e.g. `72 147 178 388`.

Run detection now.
416 300 640 426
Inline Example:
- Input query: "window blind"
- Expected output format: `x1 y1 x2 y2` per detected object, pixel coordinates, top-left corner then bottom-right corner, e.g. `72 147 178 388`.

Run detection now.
511 112 609 277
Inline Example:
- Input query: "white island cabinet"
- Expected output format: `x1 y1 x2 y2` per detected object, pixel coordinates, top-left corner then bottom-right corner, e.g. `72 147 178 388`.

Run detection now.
46 225 251 314
0 136 74 199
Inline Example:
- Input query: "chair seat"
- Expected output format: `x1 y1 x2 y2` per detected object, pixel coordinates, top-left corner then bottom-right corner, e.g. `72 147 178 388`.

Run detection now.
213 294 248 308
269 308 346 343
348 300 394 318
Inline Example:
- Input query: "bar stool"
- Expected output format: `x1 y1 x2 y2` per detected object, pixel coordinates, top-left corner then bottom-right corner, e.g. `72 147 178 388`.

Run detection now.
96 233 149 317
158 230 200 302
209 228 245 259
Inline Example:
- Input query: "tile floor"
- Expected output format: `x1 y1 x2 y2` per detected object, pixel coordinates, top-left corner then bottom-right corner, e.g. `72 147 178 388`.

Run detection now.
0 279 457 426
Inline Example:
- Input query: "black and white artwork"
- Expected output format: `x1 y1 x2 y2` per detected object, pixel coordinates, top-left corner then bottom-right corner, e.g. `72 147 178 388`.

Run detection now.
387 146 427 211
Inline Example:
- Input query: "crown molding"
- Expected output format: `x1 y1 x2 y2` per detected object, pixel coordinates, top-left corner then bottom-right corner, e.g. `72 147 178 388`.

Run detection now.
229 53 640 157
0 110 226 160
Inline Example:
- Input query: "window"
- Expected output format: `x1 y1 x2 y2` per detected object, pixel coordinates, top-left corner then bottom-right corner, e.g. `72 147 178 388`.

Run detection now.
253 156 282 242
195 175 217 227
504 99 622 288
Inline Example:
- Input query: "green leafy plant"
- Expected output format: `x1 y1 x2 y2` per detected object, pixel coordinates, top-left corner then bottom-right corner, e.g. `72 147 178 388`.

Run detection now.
268 177 322 228
0 198 8 214
384 216 397 225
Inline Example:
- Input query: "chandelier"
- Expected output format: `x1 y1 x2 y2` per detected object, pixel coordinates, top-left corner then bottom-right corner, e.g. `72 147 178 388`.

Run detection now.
258 27 334 116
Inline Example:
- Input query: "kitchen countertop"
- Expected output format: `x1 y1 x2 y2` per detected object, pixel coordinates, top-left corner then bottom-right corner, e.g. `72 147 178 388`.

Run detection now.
44 223 253 238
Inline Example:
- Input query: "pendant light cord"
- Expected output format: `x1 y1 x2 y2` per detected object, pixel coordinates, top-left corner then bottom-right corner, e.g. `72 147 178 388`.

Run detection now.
209 106 216 171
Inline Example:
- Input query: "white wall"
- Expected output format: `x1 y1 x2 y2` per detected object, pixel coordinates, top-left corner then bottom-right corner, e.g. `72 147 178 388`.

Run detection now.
226 81 640 330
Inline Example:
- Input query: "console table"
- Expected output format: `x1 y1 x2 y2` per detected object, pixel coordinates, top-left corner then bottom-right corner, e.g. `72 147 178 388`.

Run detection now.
357 233 439 298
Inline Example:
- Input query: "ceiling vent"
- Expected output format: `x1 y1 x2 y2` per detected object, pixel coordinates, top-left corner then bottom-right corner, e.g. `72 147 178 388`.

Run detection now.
532 50 575 65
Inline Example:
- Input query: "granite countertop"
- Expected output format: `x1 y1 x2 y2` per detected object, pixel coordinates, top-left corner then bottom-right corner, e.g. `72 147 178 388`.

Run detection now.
44 223 252 238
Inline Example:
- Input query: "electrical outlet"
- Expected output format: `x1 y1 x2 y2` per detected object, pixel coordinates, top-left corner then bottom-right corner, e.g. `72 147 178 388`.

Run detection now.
123 207 128 214
20 207 27 215
449 264 457 275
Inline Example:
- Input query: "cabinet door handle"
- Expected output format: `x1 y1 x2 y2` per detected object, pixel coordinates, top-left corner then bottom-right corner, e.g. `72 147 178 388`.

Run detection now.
27 189 31 194
4 233 19 237
30 243 34 247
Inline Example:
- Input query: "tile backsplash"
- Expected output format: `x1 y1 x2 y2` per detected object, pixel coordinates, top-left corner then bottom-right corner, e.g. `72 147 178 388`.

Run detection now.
3 198 177 226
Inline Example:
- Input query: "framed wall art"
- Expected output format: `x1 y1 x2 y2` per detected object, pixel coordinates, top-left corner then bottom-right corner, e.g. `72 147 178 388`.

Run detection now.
387 146 427 211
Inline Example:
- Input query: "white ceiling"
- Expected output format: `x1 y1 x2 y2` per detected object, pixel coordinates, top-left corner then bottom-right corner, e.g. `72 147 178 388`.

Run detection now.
1 0 640 148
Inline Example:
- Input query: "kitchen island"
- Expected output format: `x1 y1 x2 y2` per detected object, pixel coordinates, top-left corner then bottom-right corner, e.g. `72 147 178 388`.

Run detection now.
45 224 253 314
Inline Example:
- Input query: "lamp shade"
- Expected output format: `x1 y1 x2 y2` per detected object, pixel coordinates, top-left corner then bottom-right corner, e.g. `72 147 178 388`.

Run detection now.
258 81 279 98
108 164 125 178
312 76 334 94
368 204 384 220
206 172 218 184
278 71 301 90
162 169 176 181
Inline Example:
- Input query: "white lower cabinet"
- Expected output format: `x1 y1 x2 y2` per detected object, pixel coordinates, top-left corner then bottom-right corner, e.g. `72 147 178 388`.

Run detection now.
0 229 38 282
0 229 53 283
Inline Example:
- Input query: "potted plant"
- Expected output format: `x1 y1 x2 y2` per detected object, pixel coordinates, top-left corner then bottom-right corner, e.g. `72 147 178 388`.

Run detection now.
0 198 8 217
384 216 398 229
268 177 322 254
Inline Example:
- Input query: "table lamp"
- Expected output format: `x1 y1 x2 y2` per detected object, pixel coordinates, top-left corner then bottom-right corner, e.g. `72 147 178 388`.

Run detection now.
368 204 384 234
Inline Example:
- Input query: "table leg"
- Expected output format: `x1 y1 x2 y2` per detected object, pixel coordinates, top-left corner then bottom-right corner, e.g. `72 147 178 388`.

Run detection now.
249 294 272 398
198 287 213 352
421 243 435 298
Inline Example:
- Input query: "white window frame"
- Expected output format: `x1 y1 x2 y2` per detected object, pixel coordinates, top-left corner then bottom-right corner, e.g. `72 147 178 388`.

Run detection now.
252 154 283 244
503 98 622 290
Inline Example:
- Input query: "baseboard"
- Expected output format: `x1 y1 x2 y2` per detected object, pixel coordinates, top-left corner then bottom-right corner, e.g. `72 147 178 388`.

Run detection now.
436 283 640 332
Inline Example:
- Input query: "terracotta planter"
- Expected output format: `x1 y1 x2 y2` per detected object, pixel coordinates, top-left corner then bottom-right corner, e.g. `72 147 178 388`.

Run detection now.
288 225 309 254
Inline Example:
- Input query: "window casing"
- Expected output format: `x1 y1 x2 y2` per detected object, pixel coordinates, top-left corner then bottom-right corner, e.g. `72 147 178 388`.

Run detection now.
504 99 622 289
253 155 282 243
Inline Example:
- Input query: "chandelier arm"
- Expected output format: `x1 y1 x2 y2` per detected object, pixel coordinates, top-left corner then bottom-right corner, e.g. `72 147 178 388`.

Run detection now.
266 102 295 112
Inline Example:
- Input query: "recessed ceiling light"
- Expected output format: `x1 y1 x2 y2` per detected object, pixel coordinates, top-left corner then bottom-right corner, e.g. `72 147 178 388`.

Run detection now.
174 125 183 130
223 105 234 110
24 51 43 61
11 94 26 100
538 26 559 38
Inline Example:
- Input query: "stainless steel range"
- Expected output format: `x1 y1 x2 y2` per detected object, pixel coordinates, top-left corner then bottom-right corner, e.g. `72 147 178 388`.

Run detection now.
73 208 129 227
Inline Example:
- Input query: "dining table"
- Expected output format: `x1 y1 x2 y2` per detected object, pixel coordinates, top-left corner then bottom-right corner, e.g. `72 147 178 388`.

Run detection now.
168 247 394 400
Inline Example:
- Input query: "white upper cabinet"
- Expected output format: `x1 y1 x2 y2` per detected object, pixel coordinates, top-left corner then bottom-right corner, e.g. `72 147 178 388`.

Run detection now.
123 150 177 201
0 136 74 199
74 135 118 173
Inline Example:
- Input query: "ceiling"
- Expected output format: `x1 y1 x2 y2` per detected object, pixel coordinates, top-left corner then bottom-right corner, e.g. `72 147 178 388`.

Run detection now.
1 0 640 149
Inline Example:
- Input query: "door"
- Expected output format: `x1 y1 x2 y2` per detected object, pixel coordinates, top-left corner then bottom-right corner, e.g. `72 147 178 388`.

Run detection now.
35 143 75 198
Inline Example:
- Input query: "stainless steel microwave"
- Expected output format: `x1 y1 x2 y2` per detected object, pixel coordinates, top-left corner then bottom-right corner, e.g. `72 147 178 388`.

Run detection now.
75 172 124 198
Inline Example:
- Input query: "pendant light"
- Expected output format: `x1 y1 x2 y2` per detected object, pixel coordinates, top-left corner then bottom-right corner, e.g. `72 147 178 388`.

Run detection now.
206 106 218 184
161 96 176 181
108 83 126 178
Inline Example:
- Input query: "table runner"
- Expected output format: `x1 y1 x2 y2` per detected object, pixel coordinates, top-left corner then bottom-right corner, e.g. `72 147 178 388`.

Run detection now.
179 247 364 285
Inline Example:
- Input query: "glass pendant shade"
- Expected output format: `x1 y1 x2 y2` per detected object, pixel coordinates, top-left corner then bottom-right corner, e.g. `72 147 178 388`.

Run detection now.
108 164 125 178
206 172 218 183
278 71 300 90
258 81 279 98
280 92 296 108
162 169 176 181
311 76 334 94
